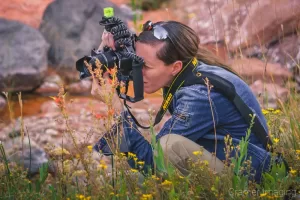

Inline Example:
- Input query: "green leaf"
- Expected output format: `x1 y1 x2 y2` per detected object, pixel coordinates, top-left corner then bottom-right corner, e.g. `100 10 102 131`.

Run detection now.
49 184 57 200
232 175 239 189
270 163 287 180
39 162 49 184
35 180 41 193
169 187 178 200
154 141 167 174
262 173 275 190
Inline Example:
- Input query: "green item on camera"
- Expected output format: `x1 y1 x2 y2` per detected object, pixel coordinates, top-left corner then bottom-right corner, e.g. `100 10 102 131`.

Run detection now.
104 7 114 17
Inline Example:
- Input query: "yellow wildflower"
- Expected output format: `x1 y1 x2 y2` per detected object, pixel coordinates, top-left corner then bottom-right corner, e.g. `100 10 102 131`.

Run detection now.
98 164 108 170
131 169 138 173
151 175 159 180
76 194 85 199
273 138 280 144
296 150 300 154
290 167 297 175
262 109 269 115
273 109 281 114
141 194 153 200
260 192 267 197
161 180 172 186
137 161 145 165
193 151 203 156
120 152 126 157
87 145 93 152
128 152 137 158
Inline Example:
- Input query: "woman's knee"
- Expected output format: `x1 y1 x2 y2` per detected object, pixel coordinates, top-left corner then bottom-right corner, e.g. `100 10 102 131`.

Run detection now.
159 134 187 154
158 134 224 173
159 134 202 153
159 134 200 161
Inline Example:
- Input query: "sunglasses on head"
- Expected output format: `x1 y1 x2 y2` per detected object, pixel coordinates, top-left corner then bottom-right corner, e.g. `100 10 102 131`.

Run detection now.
142 20 175 46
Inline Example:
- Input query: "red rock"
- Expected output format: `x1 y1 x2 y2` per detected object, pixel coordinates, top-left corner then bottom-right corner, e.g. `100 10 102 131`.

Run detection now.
250 80 289 108
229 58 292 85
0 0 53 28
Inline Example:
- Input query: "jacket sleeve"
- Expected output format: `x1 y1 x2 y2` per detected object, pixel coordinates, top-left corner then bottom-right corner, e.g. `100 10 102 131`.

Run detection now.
121 111 154 172
93 110 154 172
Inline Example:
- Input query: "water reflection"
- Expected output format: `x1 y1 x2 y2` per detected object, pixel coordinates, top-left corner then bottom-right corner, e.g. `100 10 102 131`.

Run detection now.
0 93 71 124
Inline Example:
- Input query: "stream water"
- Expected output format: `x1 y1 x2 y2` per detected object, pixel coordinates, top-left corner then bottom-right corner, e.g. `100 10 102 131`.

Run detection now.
0 93 60 124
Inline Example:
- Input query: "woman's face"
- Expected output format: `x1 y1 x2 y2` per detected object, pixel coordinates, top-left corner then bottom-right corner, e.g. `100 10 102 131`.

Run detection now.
135 42 181 94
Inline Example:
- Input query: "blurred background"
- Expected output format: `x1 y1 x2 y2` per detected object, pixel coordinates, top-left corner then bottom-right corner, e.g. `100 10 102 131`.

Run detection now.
0 0 299 174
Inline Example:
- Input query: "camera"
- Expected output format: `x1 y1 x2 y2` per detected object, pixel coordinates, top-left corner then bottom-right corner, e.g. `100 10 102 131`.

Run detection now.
75 16 144 103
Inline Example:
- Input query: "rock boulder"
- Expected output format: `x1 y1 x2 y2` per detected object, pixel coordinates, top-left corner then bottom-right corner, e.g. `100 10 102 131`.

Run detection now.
0 18 49 92
229 58 292 85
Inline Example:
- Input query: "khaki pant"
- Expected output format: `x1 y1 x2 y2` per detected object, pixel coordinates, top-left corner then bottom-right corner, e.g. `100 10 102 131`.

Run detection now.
159 134 224 175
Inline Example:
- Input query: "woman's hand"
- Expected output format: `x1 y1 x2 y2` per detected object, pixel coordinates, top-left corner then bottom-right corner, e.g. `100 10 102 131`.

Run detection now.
98 30 116 51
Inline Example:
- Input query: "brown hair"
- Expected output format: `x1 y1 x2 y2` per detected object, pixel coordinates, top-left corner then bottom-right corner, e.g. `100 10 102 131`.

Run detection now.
137 21 239 76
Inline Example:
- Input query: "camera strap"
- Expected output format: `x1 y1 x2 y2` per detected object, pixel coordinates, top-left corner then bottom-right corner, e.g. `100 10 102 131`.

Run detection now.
123 58 272 149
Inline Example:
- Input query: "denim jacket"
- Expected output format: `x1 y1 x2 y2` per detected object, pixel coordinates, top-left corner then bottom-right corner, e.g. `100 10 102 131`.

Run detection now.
96 62 271 182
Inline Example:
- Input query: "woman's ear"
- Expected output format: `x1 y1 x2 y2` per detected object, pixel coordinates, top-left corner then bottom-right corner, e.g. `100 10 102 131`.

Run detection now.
171 60 183 76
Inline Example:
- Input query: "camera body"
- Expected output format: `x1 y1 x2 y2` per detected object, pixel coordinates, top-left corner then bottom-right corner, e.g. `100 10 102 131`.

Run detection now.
75 16 144 103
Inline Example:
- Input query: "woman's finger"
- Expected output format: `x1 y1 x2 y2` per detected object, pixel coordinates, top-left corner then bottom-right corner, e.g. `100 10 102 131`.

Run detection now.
100 32 116 50
105 33 109 46
101 32 106 44
108 33 116 50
